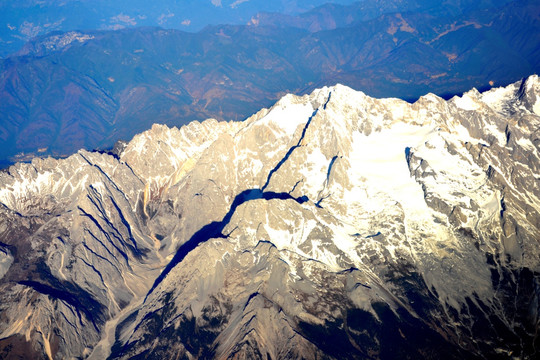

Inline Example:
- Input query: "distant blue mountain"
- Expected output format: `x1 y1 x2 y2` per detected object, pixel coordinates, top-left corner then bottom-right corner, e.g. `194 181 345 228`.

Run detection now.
0 0 359 57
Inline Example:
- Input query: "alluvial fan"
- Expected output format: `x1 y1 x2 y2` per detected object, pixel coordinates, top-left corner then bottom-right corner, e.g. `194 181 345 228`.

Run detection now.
0 76 539 359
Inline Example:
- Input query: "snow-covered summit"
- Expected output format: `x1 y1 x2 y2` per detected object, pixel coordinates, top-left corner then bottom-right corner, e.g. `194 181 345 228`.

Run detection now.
0 76 539 359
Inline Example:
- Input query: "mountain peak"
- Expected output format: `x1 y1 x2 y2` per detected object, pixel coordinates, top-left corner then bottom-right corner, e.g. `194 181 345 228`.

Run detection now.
519 74 540 115
0 77 539 359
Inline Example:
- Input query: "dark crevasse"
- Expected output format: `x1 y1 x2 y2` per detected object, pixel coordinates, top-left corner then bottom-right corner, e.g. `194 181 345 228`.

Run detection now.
261 109 317 192
325 155 339 184
145 189 309 300
261 91 331 192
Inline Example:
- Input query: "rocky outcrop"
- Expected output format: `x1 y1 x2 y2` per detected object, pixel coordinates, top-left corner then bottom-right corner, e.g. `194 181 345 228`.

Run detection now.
1 76 540 359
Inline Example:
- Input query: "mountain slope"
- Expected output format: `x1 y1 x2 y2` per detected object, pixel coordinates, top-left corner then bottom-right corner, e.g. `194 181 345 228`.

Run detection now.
0 76 539 359
0 0 512 58
249 0 514 31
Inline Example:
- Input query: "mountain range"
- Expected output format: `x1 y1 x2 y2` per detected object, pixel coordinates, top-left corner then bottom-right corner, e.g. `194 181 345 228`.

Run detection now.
0 75 539 359
0 0 359 58
1 0 539 167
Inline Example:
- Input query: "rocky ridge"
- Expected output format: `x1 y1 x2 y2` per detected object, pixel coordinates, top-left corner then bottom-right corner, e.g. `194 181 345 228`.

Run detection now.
0 76 539 359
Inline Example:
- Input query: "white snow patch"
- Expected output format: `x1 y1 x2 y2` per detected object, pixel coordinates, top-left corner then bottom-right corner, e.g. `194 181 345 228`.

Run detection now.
483 122 507 145
533 98 540 116
298 148 331 195
0 170 57 209
0 249 13 280
347 122 435 217
413 132 494 210
480 83 516 114
259 96 314 135
454 92 480 111
516 137 536 151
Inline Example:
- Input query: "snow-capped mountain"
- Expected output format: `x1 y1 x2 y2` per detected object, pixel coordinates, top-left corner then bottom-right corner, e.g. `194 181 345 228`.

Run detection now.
0 76 539 359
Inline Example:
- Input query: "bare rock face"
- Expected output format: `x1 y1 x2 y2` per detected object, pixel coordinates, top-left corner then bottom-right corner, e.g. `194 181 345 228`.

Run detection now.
1 77 540 359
